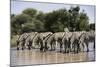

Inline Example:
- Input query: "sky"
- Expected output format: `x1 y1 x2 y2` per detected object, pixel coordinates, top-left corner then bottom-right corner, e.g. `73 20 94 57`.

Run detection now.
11 0 95 23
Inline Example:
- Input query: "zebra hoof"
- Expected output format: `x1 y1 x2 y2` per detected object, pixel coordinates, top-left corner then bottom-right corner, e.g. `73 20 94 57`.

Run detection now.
67 51 69 53
17 48 19 50
44 50 46 52
60 51 62 53
87 50 89 52
74 52 77 54
40 48 43 51
50 49 53 51
40 50 43 52
63 51 66 53
76 51 79 53
22 48 24 50
28 48 31 50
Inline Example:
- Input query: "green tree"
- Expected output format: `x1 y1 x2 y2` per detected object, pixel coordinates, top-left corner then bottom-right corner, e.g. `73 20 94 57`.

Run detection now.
21 22 34 33
15 14 32 25
36 11 45 22
11 6 92 34
44 8 68 32
78 11 89 31
11 14 21 35
22 18 45 32
32 19 45 32
68 6 80 31
90 23 95 30
22 8 37 17
11 14 32 34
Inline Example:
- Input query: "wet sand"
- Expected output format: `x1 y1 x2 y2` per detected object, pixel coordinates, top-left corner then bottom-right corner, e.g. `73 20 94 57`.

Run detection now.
10 42 95 66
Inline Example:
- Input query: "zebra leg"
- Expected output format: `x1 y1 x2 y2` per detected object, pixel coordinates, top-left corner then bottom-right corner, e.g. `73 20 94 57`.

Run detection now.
40 41 43 52
93 40 95 51
27 43 30 50
44 42 48 52
17 47 19 50
22 45 24 50
72 44 75 52
64 40 67 53
77 43 79 53
86 41 89 52
80 43 84 52
66 45 69 53
55 40 58 50
51 44 53 51
64 44 67 53
76 40 80 53
28 42 32 50
22 44 25 50
73 44 76 53
52 41 56 51
74 40 79 53
74 43 78 53
60 43 62 53
17 41 19 50
22 38 26 50
53 43 55 51
28 45 31 50
70 43 72 52
50 41 53 51
21 42 25 50
42 40 45 52
67 41 70 53
32 41 35 49
75 44 79 53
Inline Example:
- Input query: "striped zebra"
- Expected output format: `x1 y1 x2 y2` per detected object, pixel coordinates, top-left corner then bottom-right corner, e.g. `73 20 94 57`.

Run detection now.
44 32 65 52
24 32 38 50
62 32 72 53
37 32 53 52
43 33 55 51
16 33 29 50
79 30 95 52
69 31 85 53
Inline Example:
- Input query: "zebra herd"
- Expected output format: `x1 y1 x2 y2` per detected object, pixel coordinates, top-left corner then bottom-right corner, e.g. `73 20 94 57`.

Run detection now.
16 30 95 53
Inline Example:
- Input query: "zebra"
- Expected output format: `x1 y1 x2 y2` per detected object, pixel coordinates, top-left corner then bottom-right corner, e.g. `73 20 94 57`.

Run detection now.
42 33 53 52
45 32 65 52
79 30 95 52
24 32 38 50
89 30 95 50
62 32 72 53
69 31 85 53
43 33 55 51
37 32 53 52
16 33 29 50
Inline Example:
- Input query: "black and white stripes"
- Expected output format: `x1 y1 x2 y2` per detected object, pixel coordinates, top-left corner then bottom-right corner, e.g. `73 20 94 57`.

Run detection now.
16 30 95 53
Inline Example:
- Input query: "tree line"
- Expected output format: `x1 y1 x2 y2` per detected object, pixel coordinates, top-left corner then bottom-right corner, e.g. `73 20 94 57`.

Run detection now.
11 6 95 35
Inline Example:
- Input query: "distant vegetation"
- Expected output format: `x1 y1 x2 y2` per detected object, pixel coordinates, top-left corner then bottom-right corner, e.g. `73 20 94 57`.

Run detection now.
11 6 95 35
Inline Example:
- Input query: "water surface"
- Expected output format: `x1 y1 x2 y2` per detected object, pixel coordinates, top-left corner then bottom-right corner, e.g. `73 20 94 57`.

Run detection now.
10 42 95 66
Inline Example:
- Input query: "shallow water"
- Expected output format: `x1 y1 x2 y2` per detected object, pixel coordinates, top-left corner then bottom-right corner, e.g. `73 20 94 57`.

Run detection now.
10 42 95 66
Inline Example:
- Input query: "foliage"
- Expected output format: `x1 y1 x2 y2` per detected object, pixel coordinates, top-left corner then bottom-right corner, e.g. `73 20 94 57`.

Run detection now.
11 6 95 35
22 8 37 17
90 23 95 30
